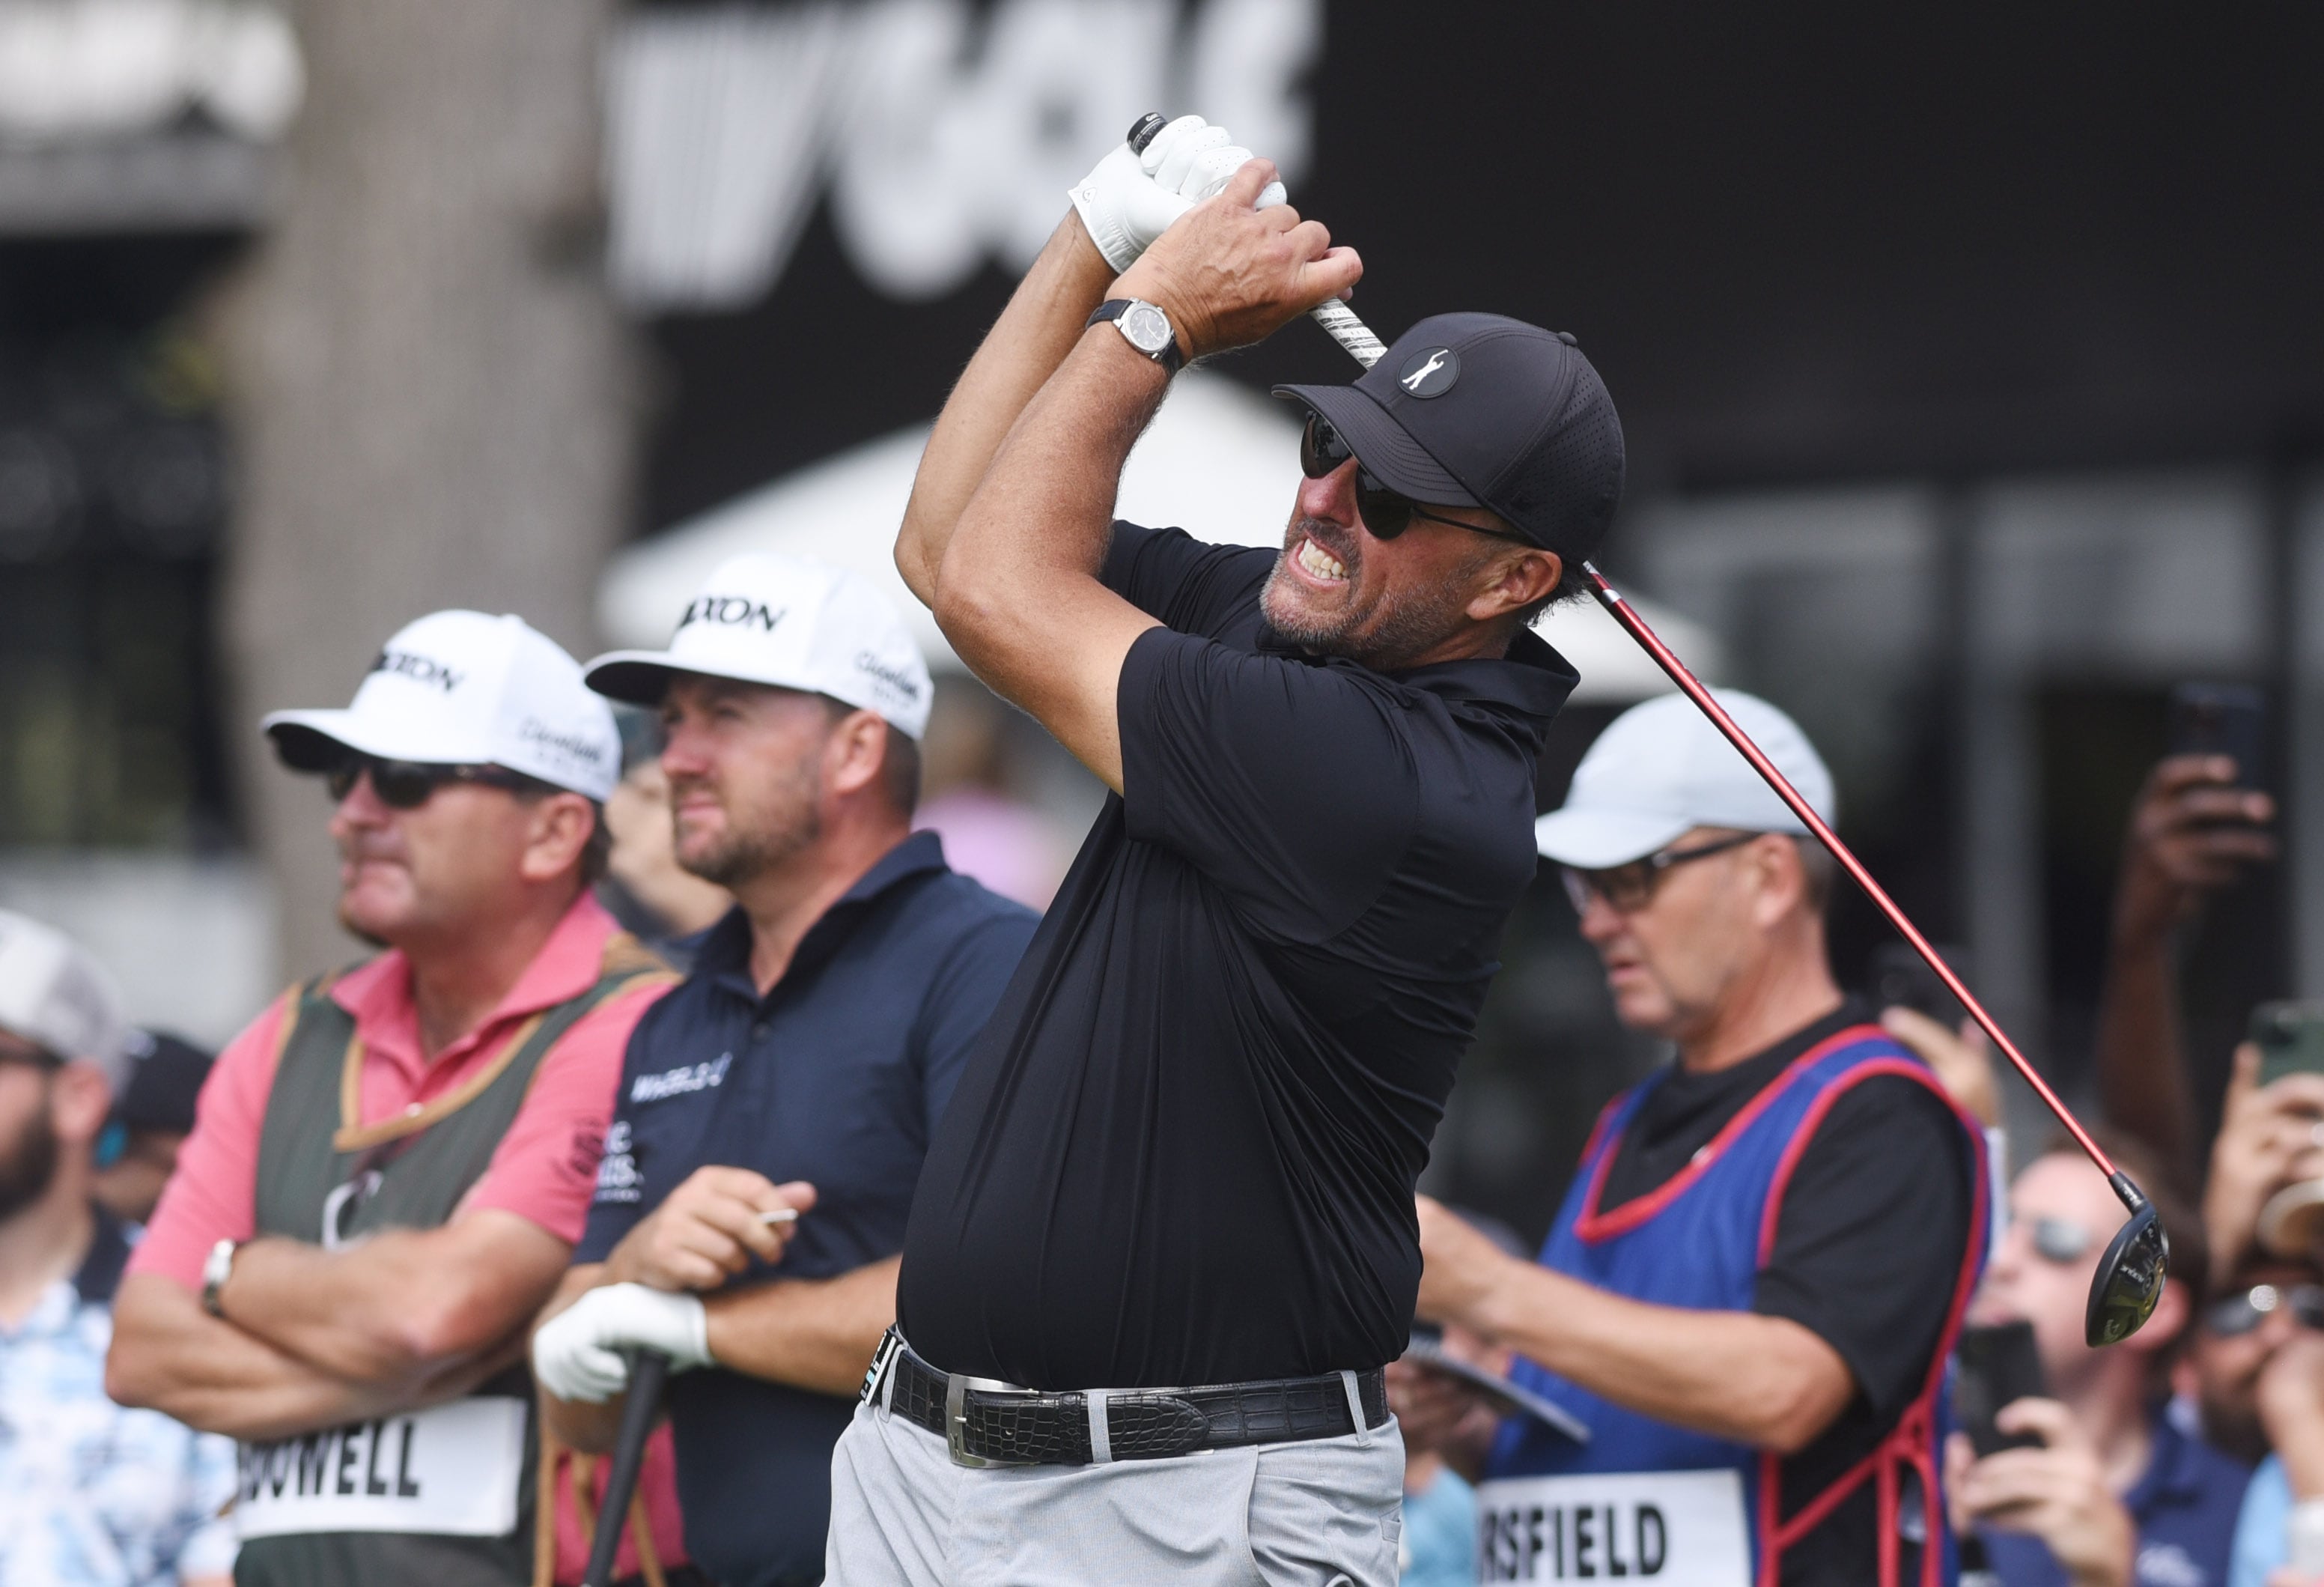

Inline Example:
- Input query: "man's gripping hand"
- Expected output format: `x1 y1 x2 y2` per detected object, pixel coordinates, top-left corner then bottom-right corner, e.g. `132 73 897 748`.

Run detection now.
603 1166 815 1292
532 1282 714 1404
1069 113 1288 273
1110 160 1360 364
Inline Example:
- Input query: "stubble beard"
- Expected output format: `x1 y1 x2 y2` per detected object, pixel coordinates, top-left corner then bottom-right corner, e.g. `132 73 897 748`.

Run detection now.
0 1097 59 1225
672 768 822 890
1260 526 1491 670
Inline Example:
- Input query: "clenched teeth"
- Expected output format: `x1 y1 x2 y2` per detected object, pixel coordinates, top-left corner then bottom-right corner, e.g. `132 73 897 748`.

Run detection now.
1297 537 1348 581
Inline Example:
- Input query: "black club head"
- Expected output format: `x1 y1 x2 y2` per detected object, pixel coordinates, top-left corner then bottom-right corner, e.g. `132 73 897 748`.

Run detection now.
2084 1182 2169 1347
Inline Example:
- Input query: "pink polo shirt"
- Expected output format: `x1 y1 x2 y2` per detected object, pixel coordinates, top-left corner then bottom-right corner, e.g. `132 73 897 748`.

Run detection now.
131 890 669 1289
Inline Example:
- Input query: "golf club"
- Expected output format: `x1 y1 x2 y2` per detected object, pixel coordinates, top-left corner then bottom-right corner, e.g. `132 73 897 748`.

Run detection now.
580 1347 670 1587
1124 106 2170 1345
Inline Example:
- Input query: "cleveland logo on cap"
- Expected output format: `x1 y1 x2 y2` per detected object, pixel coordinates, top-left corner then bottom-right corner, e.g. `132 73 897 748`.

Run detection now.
681 595 785 634
371 649 465 693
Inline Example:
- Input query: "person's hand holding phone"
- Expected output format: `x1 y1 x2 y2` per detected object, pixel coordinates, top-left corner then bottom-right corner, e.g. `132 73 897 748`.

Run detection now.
2206 1045 2324 1286
2113 753 2275 949
1945 1399 2135 1587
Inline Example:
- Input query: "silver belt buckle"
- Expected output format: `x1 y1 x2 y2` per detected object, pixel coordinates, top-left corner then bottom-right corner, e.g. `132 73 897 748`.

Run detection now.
945 1372 1032 1468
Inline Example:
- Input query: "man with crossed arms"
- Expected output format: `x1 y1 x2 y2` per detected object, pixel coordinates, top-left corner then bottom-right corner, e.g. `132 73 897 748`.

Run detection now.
109 611 667 1587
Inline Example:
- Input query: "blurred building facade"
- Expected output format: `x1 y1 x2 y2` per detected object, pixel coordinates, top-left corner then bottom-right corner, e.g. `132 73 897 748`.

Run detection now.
4 0 2323 1236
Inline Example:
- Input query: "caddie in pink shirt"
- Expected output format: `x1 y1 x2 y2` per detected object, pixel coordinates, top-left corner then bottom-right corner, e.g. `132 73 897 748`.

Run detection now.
106 610 682 1587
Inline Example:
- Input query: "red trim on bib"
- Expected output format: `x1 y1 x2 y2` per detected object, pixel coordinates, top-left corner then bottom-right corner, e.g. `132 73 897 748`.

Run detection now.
1572 1026 1890 1243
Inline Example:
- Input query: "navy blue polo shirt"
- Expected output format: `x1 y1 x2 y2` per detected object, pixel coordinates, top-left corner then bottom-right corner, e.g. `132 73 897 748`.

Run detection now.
575 831 1035 1587
1979 1404 2252 1587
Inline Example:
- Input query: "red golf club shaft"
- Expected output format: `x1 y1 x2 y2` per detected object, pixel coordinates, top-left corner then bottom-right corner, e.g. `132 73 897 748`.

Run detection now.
1580 562 2115 1178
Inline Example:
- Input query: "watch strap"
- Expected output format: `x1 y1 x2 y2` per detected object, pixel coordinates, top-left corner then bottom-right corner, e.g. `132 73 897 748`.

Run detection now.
1086 298 1185 373
200 1237 238 1317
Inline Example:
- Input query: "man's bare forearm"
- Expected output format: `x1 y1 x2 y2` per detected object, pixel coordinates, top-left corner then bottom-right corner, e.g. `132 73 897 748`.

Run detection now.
2092 934 2197 1181
106 1273 495 1442
704 1254 900 1398
220 1210 568 1386
897 212 1116 607
1457 1266 1855 1454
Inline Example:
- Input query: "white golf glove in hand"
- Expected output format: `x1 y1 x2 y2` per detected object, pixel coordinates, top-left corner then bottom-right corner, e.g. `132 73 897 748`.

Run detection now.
531 1281 713 1404
1069 113 1289 273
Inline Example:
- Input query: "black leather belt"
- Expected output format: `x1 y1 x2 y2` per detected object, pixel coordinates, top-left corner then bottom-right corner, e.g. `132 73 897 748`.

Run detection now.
861 1329 1390 1468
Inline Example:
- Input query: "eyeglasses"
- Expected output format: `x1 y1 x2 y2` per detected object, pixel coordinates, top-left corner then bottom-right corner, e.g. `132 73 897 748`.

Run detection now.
326 756 533 810
2026 1216 2099 1266
1299 415 1529 545
2206 1283 2324 1338
1559 832 1760 914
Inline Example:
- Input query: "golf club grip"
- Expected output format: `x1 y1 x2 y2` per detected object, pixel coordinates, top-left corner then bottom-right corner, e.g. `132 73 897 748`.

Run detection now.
1308 299 1387 368
580 1348 670 1587
1122 116 1384 370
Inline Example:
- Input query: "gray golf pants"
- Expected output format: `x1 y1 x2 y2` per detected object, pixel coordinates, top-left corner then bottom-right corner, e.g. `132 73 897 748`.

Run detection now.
823 1398 1406 1586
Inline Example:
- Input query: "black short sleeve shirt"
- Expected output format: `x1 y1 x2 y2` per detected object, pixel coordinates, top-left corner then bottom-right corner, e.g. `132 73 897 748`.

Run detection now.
896 523 1578 1390
575 834 1035 1587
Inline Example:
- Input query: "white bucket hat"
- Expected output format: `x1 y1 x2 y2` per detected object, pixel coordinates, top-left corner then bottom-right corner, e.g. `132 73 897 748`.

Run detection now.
262 610 621 801
582 553 933 739
0 910 130 1090
1535 690 1835 869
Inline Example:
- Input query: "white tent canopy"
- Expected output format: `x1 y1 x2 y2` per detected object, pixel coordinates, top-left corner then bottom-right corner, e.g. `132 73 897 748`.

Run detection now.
598 370 1720 705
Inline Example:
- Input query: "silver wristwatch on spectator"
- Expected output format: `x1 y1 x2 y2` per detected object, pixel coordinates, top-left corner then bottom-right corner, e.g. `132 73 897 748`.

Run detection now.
1087 298 1185 373
200 1236 239 1317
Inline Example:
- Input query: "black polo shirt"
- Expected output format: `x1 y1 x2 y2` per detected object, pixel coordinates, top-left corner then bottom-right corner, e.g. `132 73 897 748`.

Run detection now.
574 832 1035 1587
897 521 1578 1390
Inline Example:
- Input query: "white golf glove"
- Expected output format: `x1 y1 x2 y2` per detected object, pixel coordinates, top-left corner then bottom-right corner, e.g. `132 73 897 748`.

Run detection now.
531 1281 713 1404
1069 114 1290 273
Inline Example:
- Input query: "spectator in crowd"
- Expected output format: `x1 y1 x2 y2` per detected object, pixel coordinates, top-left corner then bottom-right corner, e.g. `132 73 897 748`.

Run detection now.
91 1031 213 1228
106 610 678 1587
1951 1136 2243 1587
532 555 1035 1587
1402 691 1987 1585
600 752 731 964
0 909 237 1586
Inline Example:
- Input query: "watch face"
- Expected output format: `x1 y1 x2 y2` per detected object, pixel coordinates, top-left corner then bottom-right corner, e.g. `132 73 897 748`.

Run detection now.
1122 302 1172 356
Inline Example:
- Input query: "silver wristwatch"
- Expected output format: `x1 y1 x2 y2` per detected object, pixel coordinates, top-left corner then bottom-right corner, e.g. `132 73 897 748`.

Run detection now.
200 1236 239 1317
1087 297 1185 373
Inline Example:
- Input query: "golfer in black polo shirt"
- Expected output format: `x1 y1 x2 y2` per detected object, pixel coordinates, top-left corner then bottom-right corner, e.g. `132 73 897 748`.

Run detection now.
827 123 1620 1585
530 554 1035 1587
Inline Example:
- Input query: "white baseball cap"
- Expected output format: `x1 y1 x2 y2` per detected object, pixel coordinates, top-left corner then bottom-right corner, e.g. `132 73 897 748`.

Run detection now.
0 910 130 1090
262 610 621 801
1534 690 1835 869
582 553 934 739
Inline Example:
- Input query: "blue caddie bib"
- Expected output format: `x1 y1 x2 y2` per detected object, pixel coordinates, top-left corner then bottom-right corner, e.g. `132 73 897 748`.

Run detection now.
1478 1026 1988 1587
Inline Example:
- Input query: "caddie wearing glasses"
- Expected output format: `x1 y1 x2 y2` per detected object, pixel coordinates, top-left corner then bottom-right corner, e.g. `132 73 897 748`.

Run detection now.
1399 688 1989 1586
109 610 675 1587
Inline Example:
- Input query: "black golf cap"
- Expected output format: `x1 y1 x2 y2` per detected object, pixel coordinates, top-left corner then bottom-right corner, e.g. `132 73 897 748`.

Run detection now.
1274 312 1625 560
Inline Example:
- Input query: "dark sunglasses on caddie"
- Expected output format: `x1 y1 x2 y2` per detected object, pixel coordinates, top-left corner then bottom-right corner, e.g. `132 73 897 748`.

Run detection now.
2206 1282 2324 1338
1298 414 1529 546
1559 831 1760 915
326 755 533 810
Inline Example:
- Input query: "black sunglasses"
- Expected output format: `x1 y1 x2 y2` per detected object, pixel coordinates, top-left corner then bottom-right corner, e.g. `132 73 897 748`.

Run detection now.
1299 414 1529 545
326 755 533 810
2206 1282 2324 1338
1559 832 1759 914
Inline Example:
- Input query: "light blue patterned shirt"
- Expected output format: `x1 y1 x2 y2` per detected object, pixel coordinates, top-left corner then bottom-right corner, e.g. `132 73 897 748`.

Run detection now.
0 1214 237 1586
